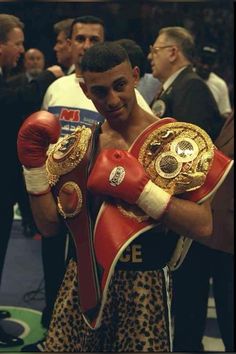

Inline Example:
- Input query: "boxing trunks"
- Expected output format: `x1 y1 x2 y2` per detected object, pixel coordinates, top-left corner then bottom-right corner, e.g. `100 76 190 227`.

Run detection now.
46 118 233 329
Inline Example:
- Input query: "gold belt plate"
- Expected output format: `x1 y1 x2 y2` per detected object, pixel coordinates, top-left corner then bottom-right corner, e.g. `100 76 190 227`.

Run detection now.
46 125 92 186
138 121 214 195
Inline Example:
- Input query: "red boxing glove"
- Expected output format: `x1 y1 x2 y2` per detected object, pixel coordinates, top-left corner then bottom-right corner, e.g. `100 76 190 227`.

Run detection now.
17 111 61 196
88 149 149 204
88 149 171 220
17 110 61 168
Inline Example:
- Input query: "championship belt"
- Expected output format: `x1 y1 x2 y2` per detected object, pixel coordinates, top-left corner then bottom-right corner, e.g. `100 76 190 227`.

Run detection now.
46 123 101 321
46 118 233 330
92 117 233 328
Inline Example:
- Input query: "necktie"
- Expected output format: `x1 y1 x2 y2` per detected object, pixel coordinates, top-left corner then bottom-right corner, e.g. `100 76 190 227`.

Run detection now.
150 85 164 109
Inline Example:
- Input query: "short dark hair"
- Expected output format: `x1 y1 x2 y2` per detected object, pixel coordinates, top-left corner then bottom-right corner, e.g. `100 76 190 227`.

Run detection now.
200 45 218 66
53 18 74 39
0 14 24 43
81 42 130 73
69 15 105 39
114 38 146 77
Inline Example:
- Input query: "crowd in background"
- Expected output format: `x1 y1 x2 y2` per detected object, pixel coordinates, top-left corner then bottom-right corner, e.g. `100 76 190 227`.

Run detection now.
0 1 234 106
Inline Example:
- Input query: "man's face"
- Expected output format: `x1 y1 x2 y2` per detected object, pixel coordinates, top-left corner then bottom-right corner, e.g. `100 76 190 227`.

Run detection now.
24 49 45 76
0 27 24 69
195 60 212 80
82 61 138 125
70 23 104 69
54 31 72 67
148 34 175 82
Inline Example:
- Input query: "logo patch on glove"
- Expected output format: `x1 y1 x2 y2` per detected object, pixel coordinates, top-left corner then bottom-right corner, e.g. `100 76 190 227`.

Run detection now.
109 166 125 186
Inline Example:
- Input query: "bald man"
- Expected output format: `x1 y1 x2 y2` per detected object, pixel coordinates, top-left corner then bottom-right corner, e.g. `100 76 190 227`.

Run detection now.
24 48 45 80
8 48 45 85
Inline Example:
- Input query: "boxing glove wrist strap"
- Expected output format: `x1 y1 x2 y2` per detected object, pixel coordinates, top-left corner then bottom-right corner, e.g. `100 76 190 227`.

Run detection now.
23 165 50 196
137 180 171 220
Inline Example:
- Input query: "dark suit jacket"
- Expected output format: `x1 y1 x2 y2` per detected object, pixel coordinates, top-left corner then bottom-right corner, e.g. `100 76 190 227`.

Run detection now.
200 115 234 254
7 72 30 87
0 70 56 205
152 65 224 141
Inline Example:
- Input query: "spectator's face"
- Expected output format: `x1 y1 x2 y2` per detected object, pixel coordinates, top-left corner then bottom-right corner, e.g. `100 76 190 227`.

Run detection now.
24 49 45 76
148 34 175 82
70 23 104 69
82 61 138 126
195 60 212 80
54 31 72 67
0 27 24 68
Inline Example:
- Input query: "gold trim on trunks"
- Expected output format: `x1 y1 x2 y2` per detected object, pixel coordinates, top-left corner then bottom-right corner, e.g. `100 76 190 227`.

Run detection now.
138 122 214 195
46 126 92 186
57 181 83 219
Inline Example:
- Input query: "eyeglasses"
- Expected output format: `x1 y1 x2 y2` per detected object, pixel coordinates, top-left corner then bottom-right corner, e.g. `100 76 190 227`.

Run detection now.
149 45 175 55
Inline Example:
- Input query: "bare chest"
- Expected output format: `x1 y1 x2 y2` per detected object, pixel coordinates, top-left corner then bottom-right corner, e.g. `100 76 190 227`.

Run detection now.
97 131 130 152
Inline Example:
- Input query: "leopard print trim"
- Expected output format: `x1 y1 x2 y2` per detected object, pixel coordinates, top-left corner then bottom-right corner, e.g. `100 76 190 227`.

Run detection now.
44 259 172 352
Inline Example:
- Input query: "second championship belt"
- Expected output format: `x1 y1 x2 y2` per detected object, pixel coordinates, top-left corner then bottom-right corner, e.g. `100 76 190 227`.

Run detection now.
92 117 233 328
46 123 101 322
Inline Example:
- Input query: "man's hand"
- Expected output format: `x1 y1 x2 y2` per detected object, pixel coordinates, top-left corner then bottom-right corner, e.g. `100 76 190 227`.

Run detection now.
88 149 171 220
46 65 64 78
17 111 61 195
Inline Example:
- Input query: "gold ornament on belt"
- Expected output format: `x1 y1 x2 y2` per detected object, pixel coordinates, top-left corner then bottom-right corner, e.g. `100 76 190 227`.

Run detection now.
117 200 149 223
138 122 214 195
46 125 92 186
57 181 83 219
118 122 214 222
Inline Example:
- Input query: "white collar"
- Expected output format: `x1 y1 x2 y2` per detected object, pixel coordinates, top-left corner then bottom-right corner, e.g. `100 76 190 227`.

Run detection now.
163 66 188 91
67 64 75 75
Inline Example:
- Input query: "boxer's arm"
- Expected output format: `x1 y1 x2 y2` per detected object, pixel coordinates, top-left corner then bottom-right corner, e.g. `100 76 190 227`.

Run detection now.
29 193 61 237
162 197 212 241
88 149 213 241
17 110 62 237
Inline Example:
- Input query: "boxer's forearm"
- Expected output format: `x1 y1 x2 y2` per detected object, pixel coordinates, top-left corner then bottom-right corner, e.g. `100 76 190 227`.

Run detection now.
29 193 61 237
163 197 213 241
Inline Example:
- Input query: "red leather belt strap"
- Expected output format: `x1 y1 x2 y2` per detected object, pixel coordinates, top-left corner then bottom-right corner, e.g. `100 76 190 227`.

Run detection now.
50 124 101 321
92 117 233 329
91 118 176 328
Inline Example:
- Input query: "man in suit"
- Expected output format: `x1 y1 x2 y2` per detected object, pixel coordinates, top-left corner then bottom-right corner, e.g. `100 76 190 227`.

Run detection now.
0 13 64 347
148 26 224 351
7 48 46 238
149 26 223 141
53 18 75 75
